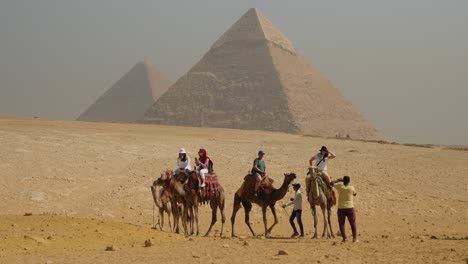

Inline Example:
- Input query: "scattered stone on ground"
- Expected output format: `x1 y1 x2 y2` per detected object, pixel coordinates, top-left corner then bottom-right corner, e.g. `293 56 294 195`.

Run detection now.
105 245 116 251
278 250 288 256
144 239 153 247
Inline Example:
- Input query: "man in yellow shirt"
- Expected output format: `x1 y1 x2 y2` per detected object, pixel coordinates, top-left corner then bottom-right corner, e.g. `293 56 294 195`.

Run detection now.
331 176 357 243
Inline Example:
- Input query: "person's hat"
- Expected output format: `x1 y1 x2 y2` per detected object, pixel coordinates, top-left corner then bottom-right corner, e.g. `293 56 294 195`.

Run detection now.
292 182 301 188
179 148 186 154
319 146 328 152
258 150 265 155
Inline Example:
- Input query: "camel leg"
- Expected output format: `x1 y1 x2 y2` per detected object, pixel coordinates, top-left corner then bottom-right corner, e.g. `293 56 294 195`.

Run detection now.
188 205 194 236
182 204 189 236
328 206 334 238
311 201 318 239
243 201 255 237
159 208 164 231
262 206 269 238
266 204 278 235
166 205 173 232
321 203 329 238
204 200 217 237
194 203 199 236
230 194 242 237
219 197 226 238
172 200 180 233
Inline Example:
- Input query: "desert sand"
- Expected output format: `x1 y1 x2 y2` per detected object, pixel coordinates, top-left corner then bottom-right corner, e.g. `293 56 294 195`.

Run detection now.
0 117 467 263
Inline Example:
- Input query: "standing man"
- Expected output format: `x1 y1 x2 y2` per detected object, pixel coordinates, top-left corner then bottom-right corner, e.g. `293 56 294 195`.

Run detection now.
309 146 336 188
251 150 266 193
282 183 304 238
331 176 358 243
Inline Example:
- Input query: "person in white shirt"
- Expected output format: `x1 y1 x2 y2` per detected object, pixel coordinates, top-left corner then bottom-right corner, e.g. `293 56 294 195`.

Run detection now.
282 183 304 237
174 148 191 175
309 146 336 188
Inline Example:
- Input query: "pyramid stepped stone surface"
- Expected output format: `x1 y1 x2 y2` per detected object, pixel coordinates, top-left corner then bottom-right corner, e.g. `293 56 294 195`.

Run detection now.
143 8 382 140
77 61 171 123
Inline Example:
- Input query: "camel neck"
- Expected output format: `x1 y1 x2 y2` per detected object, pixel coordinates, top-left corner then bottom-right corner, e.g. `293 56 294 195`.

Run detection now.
272 178 290 200
172 179 186 196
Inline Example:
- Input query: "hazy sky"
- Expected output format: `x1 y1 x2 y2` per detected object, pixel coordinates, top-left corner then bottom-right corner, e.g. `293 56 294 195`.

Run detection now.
1 0 467 144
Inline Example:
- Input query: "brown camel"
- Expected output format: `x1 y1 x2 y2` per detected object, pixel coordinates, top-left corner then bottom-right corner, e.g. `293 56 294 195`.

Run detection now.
154 171 186 234
174 170 226 237
150 182 172 231
231 173 297 238
305 166 334 239
199 173 226 237
172 170 201 236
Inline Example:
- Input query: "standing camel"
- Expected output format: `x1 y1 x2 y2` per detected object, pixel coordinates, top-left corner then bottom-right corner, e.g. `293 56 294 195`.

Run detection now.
174 170 226 237
231 173 297 238
305 167 334 239
201 174 226 237
172 170 200 236
154 171 186 234
150 182 172 231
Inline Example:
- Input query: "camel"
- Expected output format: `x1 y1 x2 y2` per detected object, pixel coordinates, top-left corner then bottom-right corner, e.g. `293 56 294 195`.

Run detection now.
150 182 173 231
173 170 226 237
305 166 334 239
154 171 186 234
200 174 226 237
231 173 297 238
172 170 201 236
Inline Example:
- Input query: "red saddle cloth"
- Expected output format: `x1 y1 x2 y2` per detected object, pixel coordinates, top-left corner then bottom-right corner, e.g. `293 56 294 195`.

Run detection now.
204 174 220 199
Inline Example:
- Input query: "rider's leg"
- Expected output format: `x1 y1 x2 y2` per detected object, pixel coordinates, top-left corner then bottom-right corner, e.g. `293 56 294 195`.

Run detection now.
200 168 208 187
320 171 332 188
254 174 261 192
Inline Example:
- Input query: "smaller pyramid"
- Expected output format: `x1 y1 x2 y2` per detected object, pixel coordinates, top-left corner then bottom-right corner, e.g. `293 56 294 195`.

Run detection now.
77 61 171 122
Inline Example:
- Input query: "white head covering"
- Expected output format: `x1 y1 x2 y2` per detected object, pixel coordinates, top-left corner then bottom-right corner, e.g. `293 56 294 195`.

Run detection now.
179 148 186 154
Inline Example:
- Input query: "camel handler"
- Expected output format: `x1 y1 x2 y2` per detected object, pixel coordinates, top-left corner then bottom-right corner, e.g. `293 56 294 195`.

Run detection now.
251 150 266 194
331 176 358 243
309 146 336 188
282 182 304 238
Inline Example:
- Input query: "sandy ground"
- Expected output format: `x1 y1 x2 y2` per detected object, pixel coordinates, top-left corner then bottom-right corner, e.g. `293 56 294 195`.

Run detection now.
0 117 467 263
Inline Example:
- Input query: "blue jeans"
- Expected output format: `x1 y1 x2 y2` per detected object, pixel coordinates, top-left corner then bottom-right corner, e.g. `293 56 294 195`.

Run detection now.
289 210 304 236
174 168 192 175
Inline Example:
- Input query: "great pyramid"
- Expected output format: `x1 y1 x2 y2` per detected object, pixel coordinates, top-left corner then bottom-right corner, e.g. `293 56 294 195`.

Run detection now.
78 61 171 123
143 8 382 140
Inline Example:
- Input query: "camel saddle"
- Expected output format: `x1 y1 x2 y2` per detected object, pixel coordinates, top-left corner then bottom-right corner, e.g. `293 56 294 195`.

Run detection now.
237 174 275 197
201 174 220 200
316 173 337 206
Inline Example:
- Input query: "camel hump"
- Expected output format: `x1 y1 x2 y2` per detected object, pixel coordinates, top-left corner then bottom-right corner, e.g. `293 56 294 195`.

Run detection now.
259 176 275 194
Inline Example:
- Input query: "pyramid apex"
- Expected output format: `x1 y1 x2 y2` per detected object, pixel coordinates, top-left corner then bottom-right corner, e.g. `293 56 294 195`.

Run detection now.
136 60 153 69
211 8 296 53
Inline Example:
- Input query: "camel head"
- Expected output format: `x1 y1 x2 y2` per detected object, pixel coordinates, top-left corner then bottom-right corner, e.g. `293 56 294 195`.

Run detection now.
153 177 165 187
307 166 319 179
283 173 297 184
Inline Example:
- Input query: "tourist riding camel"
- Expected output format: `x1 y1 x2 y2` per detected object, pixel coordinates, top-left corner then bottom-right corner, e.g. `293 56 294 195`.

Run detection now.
175 148 192 175
305 166 334 238
309 146 336 189
251 150 266 194
231 173 297 237
195 148 214 187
